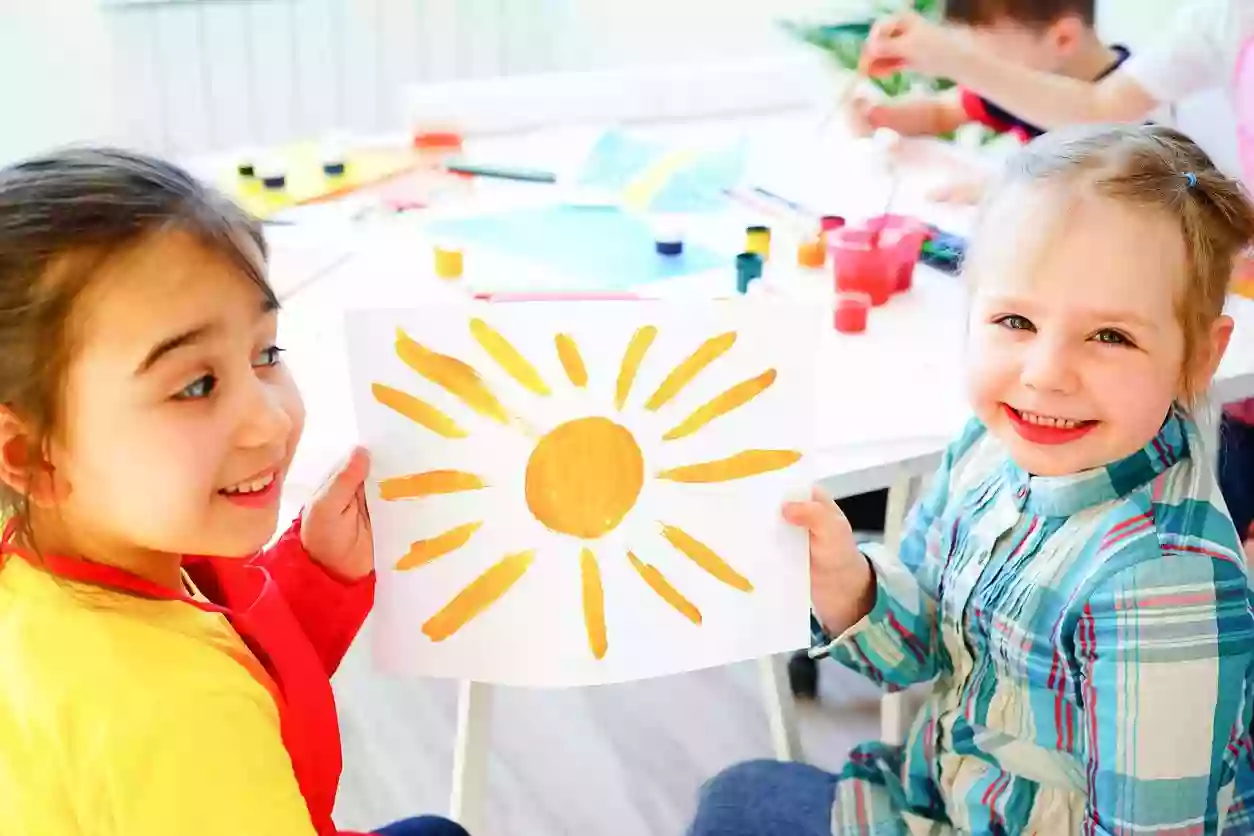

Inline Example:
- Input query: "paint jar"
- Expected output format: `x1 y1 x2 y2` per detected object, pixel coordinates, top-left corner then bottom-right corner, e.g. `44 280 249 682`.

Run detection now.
829 227 896 306
833 292 871 334
796 238 826 268
736 251 764 294
745 225 771 260
864 214 928 292
819 215 846 245
434 245 464 280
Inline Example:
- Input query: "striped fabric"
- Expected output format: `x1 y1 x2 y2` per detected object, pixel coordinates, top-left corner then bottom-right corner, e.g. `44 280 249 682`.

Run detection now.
811 410 1254 835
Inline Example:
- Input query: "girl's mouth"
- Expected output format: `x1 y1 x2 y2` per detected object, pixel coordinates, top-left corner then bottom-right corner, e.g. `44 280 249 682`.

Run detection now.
219 469 280 508
1003 404 1098 445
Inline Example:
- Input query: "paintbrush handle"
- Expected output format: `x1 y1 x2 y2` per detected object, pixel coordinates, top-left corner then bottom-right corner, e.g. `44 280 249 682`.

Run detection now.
817 71 864 133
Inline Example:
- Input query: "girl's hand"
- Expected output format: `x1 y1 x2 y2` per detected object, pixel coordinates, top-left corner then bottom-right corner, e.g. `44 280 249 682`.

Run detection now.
846 94 878 138
301 446 374 581
860 11 969 81
782 487 876 636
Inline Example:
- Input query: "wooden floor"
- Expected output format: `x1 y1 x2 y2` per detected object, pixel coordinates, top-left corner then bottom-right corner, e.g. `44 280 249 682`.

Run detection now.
330 625 882 836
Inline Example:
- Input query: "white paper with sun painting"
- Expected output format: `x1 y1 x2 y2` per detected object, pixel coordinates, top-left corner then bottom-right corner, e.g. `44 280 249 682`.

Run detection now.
345 300 819 687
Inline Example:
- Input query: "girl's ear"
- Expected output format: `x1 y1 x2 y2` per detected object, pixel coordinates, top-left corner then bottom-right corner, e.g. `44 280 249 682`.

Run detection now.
1046 14 1085 56
1184 314 1234 400
0 408 65 508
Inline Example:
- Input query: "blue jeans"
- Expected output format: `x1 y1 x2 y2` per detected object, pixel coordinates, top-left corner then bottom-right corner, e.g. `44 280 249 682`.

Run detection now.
1220 415 1254 539
687 760 839 836
375 816 470 836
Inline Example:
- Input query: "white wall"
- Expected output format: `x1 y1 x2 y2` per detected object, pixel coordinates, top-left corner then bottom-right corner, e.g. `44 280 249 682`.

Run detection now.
0 0 125 162
0 0 829 162
0 0 1240 173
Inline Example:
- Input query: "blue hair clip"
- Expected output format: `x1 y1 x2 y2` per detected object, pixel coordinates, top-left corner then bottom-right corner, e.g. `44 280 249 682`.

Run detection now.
1185 172 1198 188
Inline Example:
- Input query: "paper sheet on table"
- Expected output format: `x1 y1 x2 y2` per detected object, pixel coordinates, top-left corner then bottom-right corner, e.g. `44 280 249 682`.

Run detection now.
345 300 818 687
575 130 747 213
424 206 727 289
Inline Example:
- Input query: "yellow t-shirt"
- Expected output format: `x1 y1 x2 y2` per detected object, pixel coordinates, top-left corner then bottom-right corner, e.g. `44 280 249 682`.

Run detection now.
0 557 318 835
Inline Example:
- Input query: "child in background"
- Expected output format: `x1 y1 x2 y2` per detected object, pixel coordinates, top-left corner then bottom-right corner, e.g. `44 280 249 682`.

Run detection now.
690 125 1254 834
849 0 1130 203
860 0 1254 560
0 148 467 836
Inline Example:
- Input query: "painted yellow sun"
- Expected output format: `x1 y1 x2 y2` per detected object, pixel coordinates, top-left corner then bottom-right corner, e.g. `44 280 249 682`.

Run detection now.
371 317 801 660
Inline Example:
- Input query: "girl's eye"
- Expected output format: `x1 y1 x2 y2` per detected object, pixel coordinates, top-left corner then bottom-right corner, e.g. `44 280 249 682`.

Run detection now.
994 314 1034 332
175 374 217 401
1092 329 1132 346
254 345 284 368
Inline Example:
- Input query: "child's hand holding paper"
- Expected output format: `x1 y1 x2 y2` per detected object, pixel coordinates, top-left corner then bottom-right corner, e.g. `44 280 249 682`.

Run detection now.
782 488 874 636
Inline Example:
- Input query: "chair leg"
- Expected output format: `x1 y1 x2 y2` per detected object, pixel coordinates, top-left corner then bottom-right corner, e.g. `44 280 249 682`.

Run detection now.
787 649 819 699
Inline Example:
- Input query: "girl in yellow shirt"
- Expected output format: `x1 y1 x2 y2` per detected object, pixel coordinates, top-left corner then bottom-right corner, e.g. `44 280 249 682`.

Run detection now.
0 147 468 836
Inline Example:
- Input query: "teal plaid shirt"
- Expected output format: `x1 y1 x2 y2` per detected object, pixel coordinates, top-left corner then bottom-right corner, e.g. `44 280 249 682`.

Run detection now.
812 411 1254 835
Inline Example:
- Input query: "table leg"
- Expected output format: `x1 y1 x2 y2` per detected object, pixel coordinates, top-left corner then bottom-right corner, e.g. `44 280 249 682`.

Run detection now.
879 473 916 746
758 653 804 761
450 680 491 834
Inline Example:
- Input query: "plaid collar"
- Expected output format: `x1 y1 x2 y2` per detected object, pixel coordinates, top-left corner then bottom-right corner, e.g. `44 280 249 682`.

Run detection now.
999 409 1190 518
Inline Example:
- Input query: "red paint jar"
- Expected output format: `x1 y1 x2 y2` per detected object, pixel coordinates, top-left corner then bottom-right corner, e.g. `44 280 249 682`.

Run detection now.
830 227 896 306
833 292 871 333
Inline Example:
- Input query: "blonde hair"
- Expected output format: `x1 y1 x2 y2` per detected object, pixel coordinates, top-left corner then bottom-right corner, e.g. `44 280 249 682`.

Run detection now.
974 123 1254 399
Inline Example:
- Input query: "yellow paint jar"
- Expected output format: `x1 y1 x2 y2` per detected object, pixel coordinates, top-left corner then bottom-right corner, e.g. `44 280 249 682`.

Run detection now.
434 245 464 280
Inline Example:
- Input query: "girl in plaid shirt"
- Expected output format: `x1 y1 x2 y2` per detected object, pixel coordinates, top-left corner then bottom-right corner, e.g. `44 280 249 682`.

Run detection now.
690 124 1254 834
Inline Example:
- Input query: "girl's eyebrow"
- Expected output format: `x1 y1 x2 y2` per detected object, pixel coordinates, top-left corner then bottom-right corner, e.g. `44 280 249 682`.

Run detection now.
135 300 276 375
981 296 1156 332
1078 307 1158 332
135 323 217 375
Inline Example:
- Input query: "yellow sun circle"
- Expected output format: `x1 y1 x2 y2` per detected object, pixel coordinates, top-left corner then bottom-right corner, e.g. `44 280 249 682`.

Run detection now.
525 416 643 539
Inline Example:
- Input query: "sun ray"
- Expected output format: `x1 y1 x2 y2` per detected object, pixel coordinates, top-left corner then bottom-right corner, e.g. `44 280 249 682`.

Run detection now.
662 369 776 441
659 524 753 592
394 328 511 424
615 325 658 410
581 547 608 659
395 521 484 570
371 383 468 438
555 334 587 388
379 470 486 501
657 449 802 483
422 550 536 642
628 551 702 624
470 318 551 396
644 332 737 412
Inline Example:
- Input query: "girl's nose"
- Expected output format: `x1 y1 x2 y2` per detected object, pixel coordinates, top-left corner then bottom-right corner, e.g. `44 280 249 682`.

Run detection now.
234 377 294 448
1019 340 1079 394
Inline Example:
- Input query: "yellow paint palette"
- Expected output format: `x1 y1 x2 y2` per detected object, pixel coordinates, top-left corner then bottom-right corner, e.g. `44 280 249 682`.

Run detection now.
220 141 420 219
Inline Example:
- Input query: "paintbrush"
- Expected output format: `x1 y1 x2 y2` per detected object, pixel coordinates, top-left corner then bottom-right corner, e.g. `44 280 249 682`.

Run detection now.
871 129 901 249
816 70 864 134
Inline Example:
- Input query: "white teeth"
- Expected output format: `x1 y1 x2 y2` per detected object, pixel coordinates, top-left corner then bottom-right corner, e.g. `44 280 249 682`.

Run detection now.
1017 410 1083 430
222 472 275 495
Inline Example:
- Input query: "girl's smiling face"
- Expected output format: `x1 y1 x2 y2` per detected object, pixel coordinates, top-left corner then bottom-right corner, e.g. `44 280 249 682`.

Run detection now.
964 183 1230 477
31 230 304 581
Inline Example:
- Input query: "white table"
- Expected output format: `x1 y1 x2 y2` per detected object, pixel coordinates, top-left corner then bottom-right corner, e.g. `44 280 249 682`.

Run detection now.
266 113 1254 832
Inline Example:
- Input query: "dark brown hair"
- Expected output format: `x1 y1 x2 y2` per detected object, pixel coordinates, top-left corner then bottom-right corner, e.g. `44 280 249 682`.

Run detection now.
943 0 1096 27
974 123 1254 399
0 146 274 542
